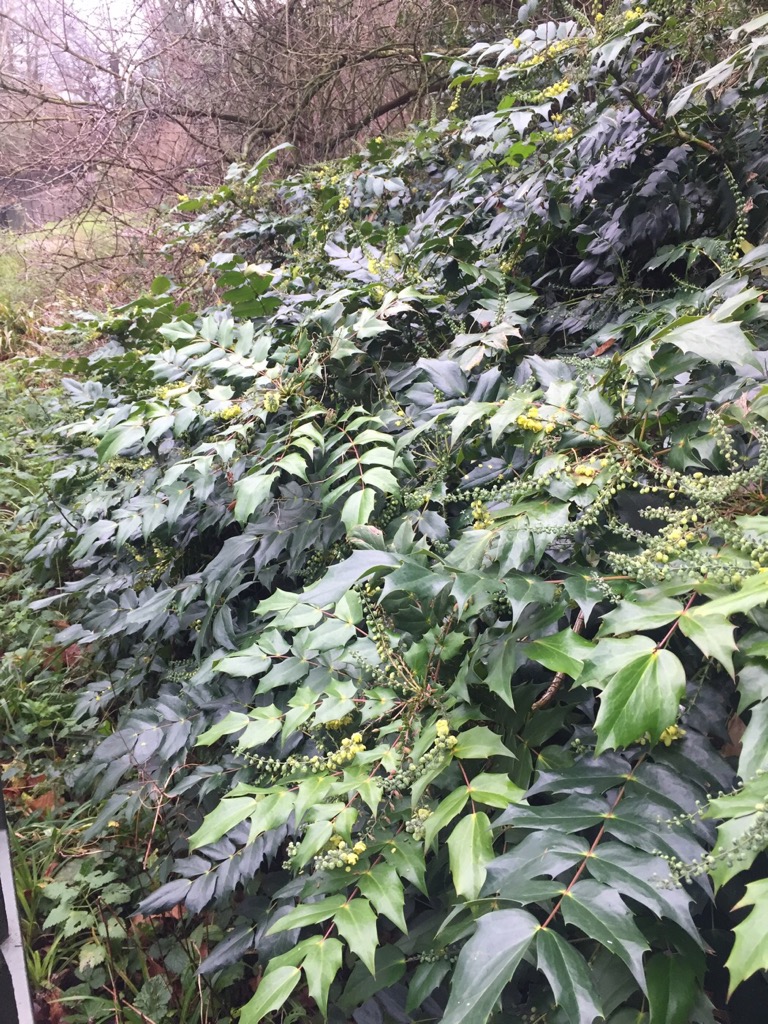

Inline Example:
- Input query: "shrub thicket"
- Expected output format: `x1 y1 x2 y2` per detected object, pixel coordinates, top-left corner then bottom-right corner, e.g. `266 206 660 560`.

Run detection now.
6 3 768 1022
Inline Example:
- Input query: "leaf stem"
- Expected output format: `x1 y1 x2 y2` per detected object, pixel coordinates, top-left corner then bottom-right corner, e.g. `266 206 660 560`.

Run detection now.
539 756 645 930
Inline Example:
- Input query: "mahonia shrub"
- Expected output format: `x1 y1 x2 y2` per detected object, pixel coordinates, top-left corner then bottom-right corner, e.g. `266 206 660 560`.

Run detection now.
20 3 768 1022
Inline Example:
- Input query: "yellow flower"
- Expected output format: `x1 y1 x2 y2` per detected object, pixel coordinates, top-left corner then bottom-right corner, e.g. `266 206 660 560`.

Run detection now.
660 724 686 746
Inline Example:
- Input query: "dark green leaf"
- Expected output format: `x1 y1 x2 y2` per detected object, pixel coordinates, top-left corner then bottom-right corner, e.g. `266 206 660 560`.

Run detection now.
441 910 539 1024
646 952 698 1024
536 928 603 1024
560 880 649 990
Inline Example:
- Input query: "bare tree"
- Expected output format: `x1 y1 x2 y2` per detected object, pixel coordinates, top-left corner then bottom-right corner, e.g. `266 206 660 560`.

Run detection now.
0 0 507 300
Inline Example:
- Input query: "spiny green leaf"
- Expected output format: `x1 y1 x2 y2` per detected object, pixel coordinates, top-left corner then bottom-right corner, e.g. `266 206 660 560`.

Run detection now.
448 811 494 901
726 878 768 996
188 796 260 850
594 648 686 752
234 707 283 750
599 597 681 636
357 862 407 932
536 928 603 1024
196 710 250 746
333 898 379 974
646 952 698 1024
658 316 755 365
340 487 376 531
736 697 768 779
441 909 539 1024
337 946 406 1012
214 645 272 678
96 423 145 462
525 628 595 680
301 550 399 606
453 725 516 761
422 786 468 850
233 470 278 522
559 880 649 991
691 573 768 619
578 635 657 691
450 401 496 445
678 611 737 677
586 842 700 944
267 895 347 935
302 937 343 1018
240 966 301 1024
291 820 334 868
406 959 451 1013
466 772 525 809
383 837 427 894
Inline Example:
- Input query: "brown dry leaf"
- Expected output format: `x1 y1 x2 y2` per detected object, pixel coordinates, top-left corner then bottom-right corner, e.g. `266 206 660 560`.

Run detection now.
721 714 745 757
592 337 617 356
132 903 184 927
26 790 58 813
62 643 83 667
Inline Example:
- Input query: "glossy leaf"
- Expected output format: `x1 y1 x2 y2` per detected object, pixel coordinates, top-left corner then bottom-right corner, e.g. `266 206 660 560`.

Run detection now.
240 966 301 1024
594 648 686 752
727 879 768 996
448 811 494 901
560 881 650 990
357 863 407 932
441 910 539 1024
333 898 379 974
302 937 343 1017
536 928 603 1024
646 952 697 1024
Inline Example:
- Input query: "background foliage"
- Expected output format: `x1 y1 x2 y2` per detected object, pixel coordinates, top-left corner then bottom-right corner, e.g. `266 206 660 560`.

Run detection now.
4 2 768 1022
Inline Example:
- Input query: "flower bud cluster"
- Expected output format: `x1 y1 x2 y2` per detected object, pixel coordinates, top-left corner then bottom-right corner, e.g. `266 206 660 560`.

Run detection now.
384 720 457 793
404 487 433 510
552 126 575 143
325 715 354 731
516 406 556 434
471 499 494 530
313 834 368 872
661 796 768 887
244 734 365 778
419 947 458 964
405 807 433 841
216 404 242 421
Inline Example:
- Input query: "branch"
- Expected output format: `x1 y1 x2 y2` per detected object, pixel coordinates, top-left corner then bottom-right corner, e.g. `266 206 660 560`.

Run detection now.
323 75 447 152
531 611 586 712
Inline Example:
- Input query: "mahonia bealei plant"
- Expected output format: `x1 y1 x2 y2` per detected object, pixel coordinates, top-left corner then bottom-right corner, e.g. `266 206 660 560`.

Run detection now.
14 3 768 1022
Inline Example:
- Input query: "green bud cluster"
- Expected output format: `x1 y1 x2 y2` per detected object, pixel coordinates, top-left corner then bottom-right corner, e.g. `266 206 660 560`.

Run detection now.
384 720 457 793
418 947 458 964
707 410 742 469
405 807 433 841
244 734 366 778
404 487 433 510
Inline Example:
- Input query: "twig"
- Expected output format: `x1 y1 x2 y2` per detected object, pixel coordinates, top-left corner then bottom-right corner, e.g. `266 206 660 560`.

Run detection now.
531 611 586 712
